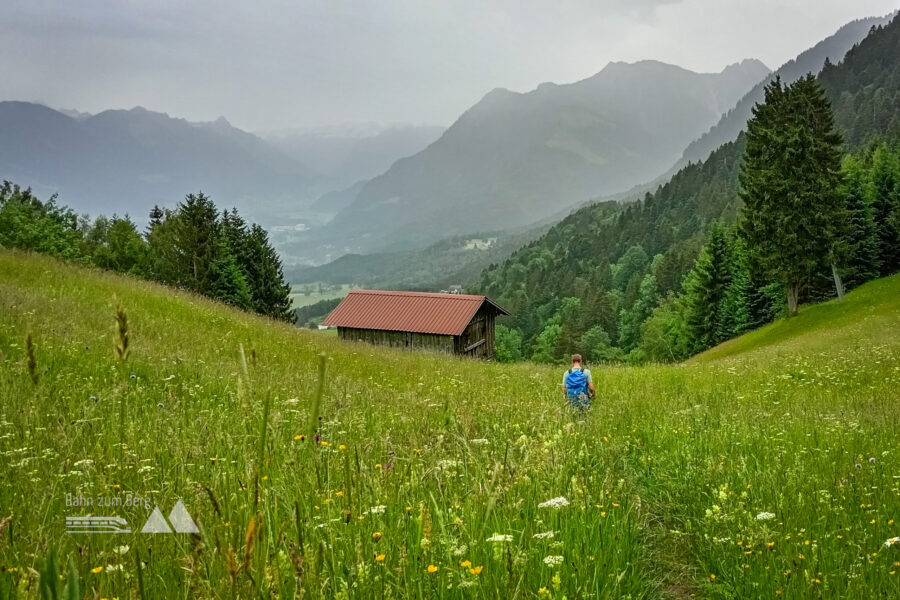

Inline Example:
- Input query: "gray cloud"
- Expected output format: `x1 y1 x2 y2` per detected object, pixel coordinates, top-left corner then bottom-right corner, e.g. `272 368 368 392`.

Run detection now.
0 0 895 130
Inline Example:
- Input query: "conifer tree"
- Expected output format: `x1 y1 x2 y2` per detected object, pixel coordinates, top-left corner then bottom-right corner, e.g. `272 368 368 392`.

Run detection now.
244 224 293 321
683 222 732 349
840 154 880 287
868 143 900 275
738 75 845 316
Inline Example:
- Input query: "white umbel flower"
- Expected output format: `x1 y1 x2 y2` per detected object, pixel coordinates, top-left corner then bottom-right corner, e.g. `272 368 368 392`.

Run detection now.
543 555 564 567
755 511 776 521
485 534 513 543
533 531 556 539
538 497 569 509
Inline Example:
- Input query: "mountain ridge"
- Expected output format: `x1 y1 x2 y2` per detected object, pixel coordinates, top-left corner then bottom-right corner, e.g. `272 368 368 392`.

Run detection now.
305 58 769 260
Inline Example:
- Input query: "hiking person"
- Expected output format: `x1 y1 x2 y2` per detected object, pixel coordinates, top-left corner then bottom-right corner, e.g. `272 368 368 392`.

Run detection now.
562 353 594 409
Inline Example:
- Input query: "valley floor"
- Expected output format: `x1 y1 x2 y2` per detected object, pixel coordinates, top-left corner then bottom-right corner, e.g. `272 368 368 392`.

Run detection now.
1 249 898 599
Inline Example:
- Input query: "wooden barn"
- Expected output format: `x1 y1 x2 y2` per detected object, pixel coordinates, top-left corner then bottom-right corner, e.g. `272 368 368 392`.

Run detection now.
322 290 509 359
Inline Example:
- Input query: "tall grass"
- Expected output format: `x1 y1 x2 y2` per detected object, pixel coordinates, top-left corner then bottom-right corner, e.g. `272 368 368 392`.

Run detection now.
0 249 898 599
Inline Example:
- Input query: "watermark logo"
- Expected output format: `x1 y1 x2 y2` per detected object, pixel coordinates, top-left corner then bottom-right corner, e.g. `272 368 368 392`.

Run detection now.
141 500 199 534
66 497 198 535
65 516 132 534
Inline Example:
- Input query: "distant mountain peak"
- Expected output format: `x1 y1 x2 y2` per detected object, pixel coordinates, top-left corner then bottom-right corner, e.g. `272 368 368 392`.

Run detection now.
720 58 770 77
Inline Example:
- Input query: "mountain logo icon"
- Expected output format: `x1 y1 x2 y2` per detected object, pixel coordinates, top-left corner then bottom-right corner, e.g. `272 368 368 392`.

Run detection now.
140 499 199 534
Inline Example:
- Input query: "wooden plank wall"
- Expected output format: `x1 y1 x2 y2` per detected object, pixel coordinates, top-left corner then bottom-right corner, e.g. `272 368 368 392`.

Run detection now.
337 327 455 353
454 305 495 359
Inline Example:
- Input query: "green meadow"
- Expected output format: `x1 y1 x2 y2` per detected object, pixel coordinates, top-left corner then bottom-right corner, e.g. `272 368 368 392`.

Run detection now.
1 249 898 599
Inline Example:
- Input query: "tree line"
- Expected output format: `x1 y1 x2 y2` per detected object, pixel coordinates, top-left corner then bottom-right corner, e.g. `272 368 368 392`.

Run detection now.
0 185 293 321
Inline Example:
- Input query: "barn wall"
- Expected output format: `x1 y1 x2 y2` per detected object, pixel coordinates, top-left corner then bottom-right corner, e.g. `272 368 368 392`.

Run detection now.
454 305 496 359
337 327 455 353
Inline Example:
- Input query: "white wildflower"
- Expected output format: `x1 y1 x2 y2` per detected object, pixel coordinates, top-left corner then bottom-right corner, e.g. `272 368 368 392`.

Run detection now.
73 459 94 468
368 505 386 514
469 439 489 445
538 497 569 509
543 555 564 567
113 545 130 555
755 512 776 521
532 531 556 539
486 534 513 543
884 537 900 548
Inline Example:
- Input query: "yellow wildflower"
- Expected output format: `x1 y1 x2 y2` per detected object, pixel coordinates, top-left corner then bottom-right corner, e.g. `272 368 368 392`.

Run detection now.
373 532 382 541
375 554 385 562
427 564 438 573
469 566 483 575
91 566 103 574
460 560 471 568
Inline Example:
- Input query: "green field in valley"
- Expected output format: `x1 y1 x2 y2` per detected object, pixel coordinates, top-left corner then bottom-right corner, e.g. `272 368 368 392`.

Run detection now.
1 249 899 599
289 283 353 309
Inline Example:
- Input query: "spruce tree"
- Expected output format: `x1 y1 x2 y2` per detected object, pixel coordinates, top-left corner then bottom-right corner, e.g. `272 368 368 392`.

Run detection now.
683 222 732 350
172 192 221 294
738 75 845 316
868 143 900 276
244 224 293 321
840 154 880 287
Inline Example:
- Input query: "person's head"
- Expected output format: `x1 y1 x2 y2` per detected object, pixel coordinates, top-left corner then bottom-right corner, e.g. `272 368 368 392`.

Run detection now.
571 353 582 368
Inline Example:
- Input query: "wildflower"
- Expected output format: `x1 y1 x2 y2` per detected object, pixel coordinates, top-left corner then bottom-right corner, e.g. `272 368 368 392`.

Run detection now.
486 534 513 543
469 566 483 575
538 497 569 509
372 532 382 541
870 457 876 464
339 444 346 450
855 463 862 469
294 435 305 441
113 545 129 555
336 490 344 497
368 505 386 514
767 542 775 548
427 564 438 573
375 554 385 562
460 560 471 568
209 457 216 463
91 566 103 573
755 512 776 521
884 537 900 548
90 396 99 402
533 531 556 539
538 588 548 595
130 374 136 379
543 555 564 567
320 441 329 447
710 574 716 580
156 402 164 408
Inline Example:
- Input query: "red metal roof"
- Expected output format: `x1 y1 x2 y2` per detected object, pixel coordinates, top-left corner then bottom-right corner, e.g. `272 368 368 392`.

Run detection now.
322 290 509 336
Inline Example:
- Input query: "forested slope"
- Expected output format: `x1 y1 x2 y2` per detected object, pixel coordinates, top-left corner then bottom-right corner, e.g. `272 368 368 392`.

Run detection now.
475 15 900 364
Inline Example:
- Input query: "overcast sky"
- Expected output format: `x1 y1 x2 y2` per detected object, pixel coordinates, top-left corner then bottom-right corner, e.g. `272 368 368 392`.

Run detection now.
1 0 896 131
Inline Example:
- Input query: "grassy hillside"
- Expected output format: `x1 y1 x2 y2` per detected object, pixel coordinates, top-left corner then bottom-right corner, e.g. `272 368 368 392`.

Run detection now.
694 275 900 363
1 250 899 599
